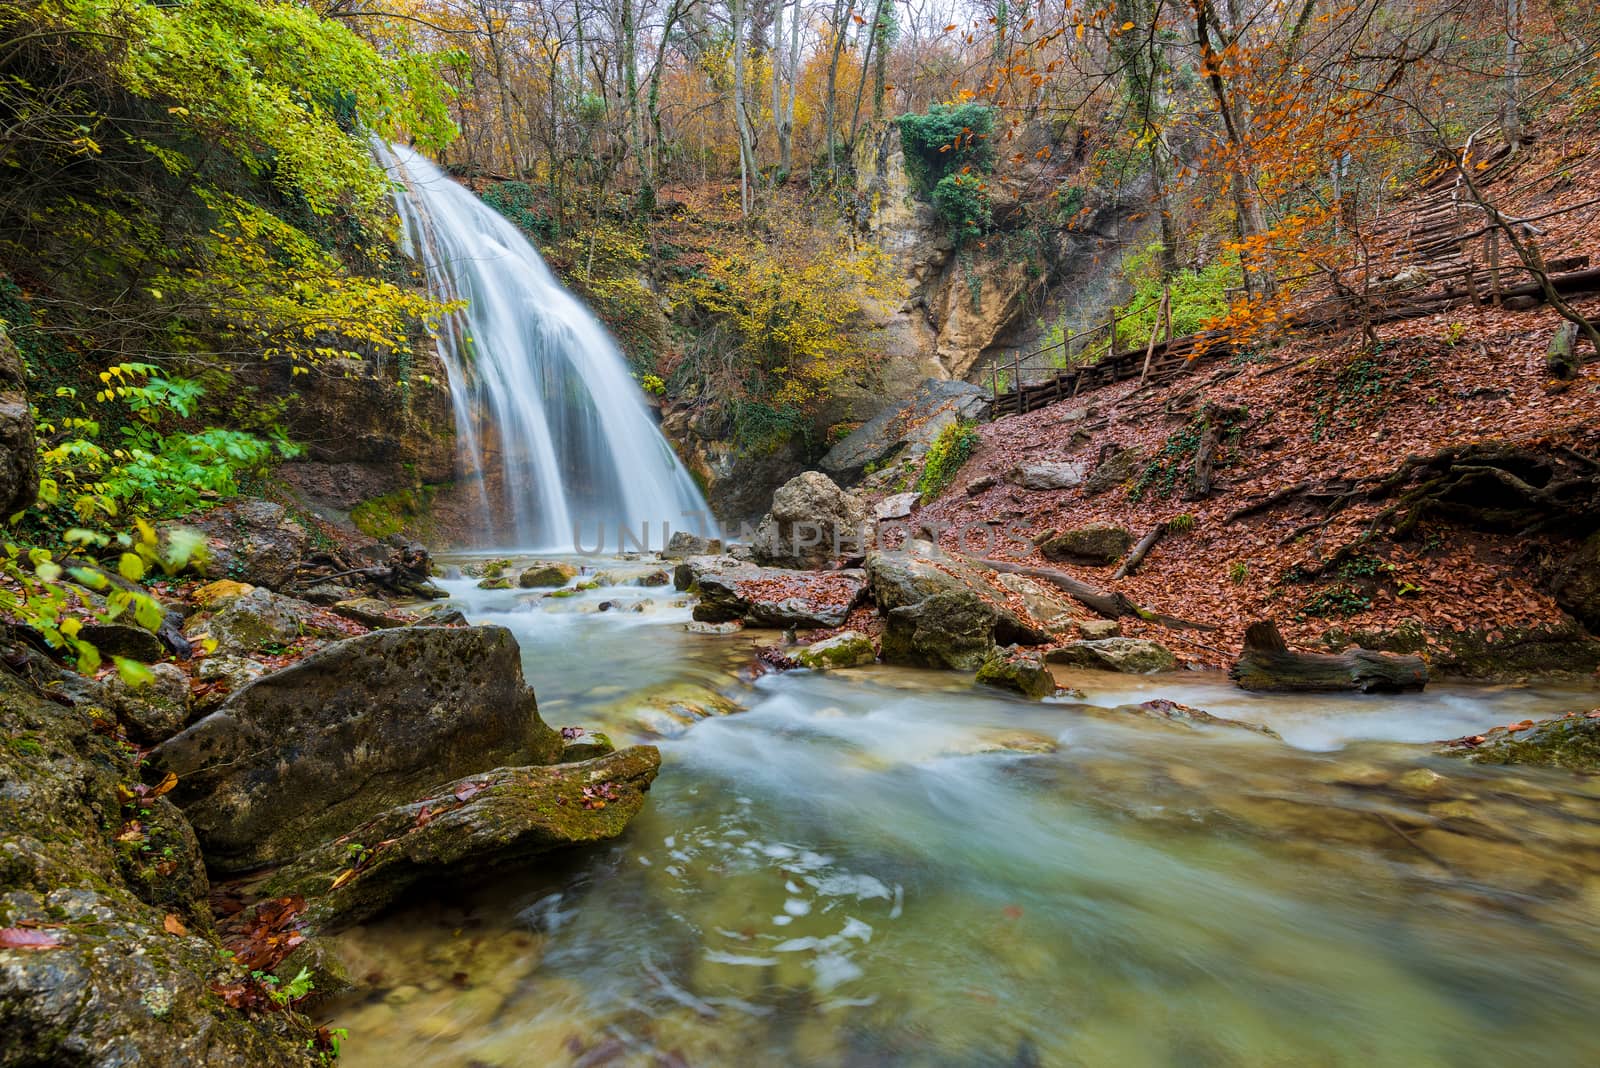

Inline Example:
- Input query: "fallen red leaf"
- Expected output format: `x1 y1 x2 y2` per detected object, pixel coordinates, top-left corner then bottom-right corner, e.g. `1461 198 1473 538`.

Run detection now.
1 927 63 950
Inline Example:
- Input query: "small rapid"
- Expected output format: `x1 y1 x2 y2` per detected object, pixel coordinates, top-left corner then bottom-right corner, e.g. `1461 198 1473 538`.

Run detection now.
375 144 711 551
327 565 1600 1067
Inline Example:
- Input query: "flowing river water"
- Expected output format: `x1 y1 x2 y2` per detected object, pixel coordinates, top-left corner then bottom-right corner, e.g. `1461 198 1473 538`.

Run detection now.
326 561 1600 1067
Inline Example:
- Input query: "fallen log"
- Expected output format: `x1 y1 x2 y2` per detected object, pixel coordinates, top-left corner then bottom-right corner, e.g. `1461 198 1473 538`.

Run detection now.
1229 620 1428 693
972 557 1216 631
1112 524 1165 580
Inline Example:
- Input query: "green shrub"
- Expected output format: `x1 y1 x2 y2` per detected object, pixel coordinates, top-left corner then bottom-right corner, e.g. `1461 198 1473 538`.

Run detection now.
932 173 992 245
916 421 981 502
897 104 997 196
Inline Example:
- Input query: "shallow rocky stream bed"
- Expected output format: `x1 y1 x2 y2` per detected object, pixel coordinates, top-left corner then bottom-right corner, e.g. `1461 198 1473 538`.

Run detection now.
323 561 1600 1067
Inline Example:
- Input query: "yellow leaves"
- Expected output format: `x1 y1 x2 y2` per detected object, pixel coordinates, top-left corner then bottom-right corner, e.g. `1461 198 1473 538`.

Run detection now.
1075 23 1085 41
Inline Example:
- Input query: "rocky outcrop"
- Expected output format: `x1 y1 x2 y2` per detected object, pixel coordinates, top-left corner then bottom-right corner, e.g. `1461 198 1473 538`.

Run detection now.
257 746 661 930
976 646 1056 698
794 630 877 669
749 472 871 570
1439 710 1600 773
1045 637 1177 674
179 500 309 590
820 378 988 484
0 323 38 516
674 555 868 628
150 626 561 872
0 672 314 1067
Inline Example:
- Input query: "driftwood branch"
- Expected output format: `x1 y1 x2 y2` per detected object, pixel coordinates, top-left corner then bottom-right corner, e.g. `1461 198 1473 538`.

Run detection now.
1112 524 1166 580
1229 620 1427 693
974 557 1216 631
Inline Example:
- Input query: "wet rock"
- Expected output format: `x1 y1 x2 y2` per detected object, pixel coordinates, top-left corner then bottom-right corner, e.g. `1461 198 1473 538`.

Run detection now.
150 626 561 872
179 499 309 591
592 564 672 586
1046 638 1177 674
662 531 723 560
1439 710 1600 773
882 590 998 671
518 563 577 588
0 323 39 515
297 581 360 606
76 622 164 662
1113 699 1280 737
794 630 877 670
1008 461 1087 491
685 619 743 635
749 472 871 570
945 728 1059 756
819 377 988 483
976 646 1056 699
101 662 191 745
559 729 616 762
0 671 312 1066
1039 524 1134 565
257 747 662 930
477 576 514 590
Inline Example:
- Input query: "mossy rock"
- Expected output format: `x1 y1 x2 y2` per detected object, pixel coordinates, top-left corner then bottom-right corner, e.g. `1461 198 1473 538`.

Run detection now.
1038 524 1134 565
795 631 876 670
976 646 1056 699
1439 710 1600 773
519 563 578 588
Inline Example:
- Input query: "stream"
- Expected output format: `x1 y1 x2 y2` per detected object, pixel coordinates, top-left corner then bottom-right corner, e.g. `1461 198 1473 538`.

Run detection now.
326 560 1600 1067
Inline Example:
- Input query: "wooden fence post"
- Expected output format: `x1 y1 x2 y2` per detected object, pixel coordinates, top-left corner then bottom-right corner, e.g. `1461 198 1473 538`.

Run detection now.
1012 350 1023 414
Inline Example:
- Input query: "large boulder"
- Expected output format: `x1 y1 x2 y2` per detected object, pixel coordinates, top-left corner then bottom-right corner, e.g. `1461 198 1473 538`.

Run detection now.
1039 524 1134 565
0 323 38 516
749 472 871 570
179 500 309 590
866 545 1051 645
819 378 988 483
0 672 313 1066
518 562 577 588
1046 637 1178 674
150 626 561 872
257 746 661 930
882 591 998 670
675 556 867 628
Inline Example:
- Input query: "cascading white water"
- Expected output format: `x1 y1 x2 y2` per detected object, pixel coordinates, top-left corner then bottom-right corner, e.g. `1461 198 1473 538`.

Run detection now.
376 142 713 551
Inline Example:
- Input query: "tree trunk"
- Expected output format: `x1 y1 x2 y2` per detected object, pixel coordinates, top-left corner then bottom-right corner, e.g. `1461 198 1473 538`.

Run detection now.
731 0 756 214
1230 621 1428 693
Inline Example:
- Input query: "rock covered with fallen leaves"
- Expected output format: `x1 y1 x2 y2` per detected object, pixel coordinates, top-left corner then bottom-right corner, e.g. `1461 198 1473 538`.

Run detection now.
0 667 318 1066
150 625 562 872
675 555 868 627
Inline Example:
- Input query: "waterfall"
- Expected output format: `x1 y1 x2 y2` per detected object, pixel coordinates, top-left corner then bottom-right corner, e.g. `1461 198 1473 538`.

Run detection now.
376 142 713 551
